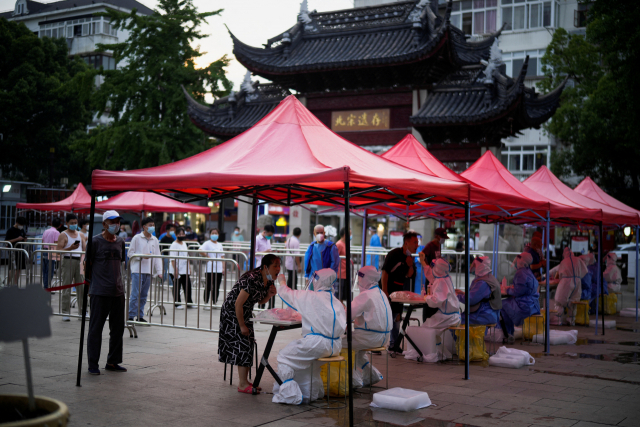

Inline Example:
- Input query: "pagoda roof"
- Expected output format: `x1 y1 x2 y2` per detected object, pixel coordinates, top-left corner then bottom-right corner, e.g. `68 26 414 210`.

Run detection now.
410 56 566 144
184 82 290 140
230 0 501 93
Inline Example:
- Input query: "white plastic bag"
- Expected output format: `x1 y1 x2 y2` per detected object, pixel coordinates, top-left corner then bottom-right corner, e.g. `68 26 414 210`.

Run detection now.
484 326 505 343
489 355 526 369
371 387 432 412
532 329 578 345
389 291 424 301
620 308 640 317
608 284 621 293
589 319 616 329
494 346 535 365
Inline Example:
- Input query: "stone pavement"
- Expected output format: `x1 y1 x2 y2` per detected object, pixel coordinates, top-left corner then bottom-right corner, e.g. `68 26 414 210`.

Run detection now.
2 302 640 427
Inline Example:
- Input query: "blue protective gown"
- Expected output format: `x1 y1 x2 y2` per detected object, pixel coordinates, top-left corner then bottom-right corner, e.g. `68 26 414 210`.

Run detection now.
458 278 499 325
500 268 540 335
588 263 606 298
580 271 592 301
414 244 425 294
366 234 382 268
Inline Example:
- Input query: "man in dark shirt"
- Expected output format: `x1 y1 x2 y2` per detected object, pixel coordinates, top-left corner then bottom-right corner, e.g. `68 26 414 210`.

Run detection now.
420 227 448 321
86 210 127 375
381 231 419 352
5 216 28 285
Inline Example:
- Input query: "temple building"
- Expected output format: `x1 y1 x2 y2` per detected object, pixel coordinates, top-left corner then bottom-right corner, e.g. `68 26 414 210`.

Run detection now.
184 0 565 172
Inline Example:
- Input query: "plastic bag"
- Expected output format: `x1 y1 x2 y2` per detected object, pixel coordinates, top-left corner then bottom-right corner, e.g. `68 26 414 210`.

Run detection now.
484 326 504 343
532 329 577 345
489 354 526 369
575 301 590 325
320 349 355 397
523 314 544 340
454 325 489 361
608 283 621 293
589 319 616 329
389 291 424 301
598 294 617 315
620 308 640 318
254 307 301 322
494 346 535 365
371 388 432 412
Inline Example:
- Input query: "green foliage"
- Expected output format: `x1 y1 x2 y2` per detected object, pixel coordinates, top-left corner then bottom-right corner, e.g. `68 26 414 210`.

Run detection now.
0 18 95 185
540 1 640 209
85 0 232 172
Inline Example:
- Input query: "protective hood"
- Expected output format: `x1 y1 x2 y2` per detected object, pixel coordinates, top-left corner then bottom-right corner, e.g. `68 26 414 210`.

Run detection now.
513 252 533 269
357 266 381 292
431 258 450 277
605 252 617 266
471 256 492 277
580 252 595 266
312 268 337 292
563 247 574 259
424 265 435 284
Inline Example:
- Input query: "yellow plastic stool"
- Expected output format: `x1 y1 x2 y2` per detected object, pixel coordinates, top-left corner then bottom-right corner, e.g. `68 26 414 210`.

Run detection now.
311 355 347 409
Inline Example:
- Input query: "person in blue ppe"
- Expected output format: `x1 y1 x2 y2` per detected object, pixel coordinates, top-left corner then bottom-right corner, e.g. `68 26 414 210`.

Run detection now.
347 266 391 388
524 232 545 280
303 224 340 283
366 227 382 268
459 256 502 325
273 269 346 405
414 235 425 294
500 252 540 343
579 253 595 302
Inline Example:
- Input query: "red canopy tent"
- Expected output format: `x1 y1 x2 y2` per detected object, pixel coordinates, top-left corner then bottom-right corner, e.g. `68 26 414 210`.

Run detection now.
16 183 91 212
523 167 640 226
574 177 640 222
79 192 210 214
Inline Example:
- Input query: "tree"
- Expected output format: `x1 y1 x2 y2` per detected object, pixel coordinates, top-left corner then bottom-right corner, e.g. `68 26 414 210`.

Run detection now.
540 0 640 209
0 18 95 185
85 0 232 171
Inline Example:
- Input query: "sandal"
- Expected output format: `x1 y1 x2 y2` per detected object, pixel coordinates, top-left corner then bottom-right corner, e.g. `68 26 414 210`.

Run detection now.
238 385 254 394
248 382 262 391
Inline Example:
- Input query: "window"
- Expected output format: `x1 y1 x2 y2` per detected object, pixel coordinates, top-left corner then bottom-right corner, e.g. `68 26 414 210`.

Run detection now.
574 3 591 28
83 55 117 70
451 0 497 35
502 49 545 77
1 205 16 231
502 0 552 32
39 22 66 39
503 144 549 174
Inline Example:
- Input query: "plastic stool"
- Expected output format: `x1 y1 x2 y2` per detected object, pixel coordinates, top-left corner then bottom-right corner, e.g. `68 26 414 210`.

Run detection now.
523 314 545 343
480 324 497 355
612 291 623 313
311 355 347 409
359 347 388 394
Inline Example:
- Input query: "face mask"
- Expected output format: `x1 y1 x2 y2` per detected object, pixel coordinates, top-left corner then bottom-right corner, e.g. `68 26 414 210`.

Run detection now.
69 224 78 231
210 234 219 241
266 273 273 281
234 230 239 235
315 233 324 242
107 224 118 235
17 225 24 230
350 235 352 241
169 231 176 239
405 249 412 257
147 226 155 234
265 234 272 241
177 236 185 241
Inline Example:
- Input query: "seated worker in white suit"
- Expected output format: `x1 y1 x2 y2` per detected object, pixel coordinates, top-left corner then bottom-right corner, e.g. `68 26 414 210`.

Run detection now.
273 269 347 405
346 266 392 388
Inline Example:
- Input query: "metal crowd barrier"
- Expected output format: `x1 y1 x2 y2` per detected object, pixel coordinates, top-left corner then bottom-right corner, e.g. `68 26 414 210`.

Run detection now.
0 247 31 288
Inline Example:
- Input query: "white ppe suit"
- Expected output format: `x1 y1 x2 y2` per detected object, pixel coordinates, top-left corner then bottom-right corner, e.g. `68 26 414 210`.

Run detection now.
347 266 392 388
553 247 588 325
604 252 622 293
272 269 347 405
405 259 460 362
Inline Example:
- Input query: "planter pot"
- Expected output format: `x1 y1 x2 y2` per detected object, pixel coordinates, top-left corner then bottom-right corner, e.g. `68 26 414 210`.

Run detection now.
0 394 68 427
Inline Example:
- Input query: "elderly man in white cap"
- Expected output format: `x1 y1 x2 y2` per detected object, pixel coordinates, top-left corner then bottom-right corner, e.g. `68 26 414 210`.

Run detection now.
500 251 540 342
348 266 391 388
86 210 128 375
272 268 346 405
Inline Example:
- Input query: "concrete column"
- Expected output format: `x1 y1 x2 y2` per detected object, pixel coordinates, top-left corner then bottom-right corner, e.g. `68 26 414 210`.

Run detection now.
236 196 252 241
289 205 312 244
408 218 435 244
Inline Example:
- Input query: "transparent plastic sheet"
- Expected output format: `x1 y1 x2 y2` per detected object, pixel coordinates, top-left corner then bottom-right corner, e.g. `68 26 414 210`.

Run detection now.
454 325 489 362
253 307 301 322
389 291 424 301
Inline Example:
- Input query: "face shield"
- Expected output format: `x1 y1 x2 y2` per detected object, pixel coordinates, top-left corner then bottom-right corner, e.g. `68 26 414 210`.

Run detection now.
470 256 492 277
357 266 381 292
513 252 533 269
312 268 337 292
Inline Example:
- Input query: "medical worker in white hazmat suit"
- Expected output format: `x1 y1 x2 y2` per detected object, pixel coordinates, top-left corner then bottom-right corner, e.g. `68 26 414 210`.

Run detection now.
553 247 587 325
604 252 622 293
272 269 347 405
347 266 392 388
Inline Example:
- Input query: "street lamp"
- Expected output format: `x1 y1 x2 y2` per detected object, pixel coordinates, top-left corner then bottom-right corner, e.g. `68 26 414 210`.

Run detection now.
2 185 10 193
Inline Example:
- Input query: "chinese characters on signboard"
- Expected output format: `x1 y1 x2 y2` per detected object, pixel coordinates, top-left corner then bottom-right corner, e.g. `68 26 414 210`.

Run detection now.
331 109 390 132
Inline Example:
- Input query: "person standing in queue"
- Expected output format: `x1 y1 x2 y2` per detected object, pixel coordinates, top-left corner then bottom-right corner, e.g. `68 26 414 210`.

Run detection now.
218 254 278 393
86 210 127 374
382 231 419 354
169 227 194 309
199 228 225 308
57 213 87 321
127 217 162 323
160 224 176 289
256 225 274 308
304 224 340 286
420 228 448 321
285 227 302 289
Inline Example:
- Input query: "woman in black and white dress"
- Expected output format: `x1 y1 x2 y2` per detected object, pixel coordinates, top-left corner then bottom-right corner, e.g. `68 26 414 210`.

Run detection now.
218 254 279 393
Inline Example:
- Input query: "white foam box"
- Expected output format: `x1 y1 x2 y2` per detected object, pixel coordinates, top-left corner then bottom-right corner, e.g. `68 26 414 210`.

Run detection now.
371 387 432 412
589 319 616 329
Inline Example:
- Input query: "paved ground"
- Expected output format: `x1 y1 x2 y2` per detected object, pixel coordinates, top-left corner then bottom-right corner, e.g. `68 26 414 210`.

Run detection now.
2 288 640 427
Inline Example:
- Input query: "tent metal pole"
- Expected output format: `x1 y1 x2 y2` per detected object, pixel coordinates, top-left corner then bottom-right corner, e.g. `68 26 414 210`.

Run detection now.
493 223 499 277
344 182 354 427
632 225 640 322
464 201 470 380
76 189 96 387
594 227 600 336
249 196 258 270
600 222 605 335
545 212 551 354
361 209 368 267
218 199 225 240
